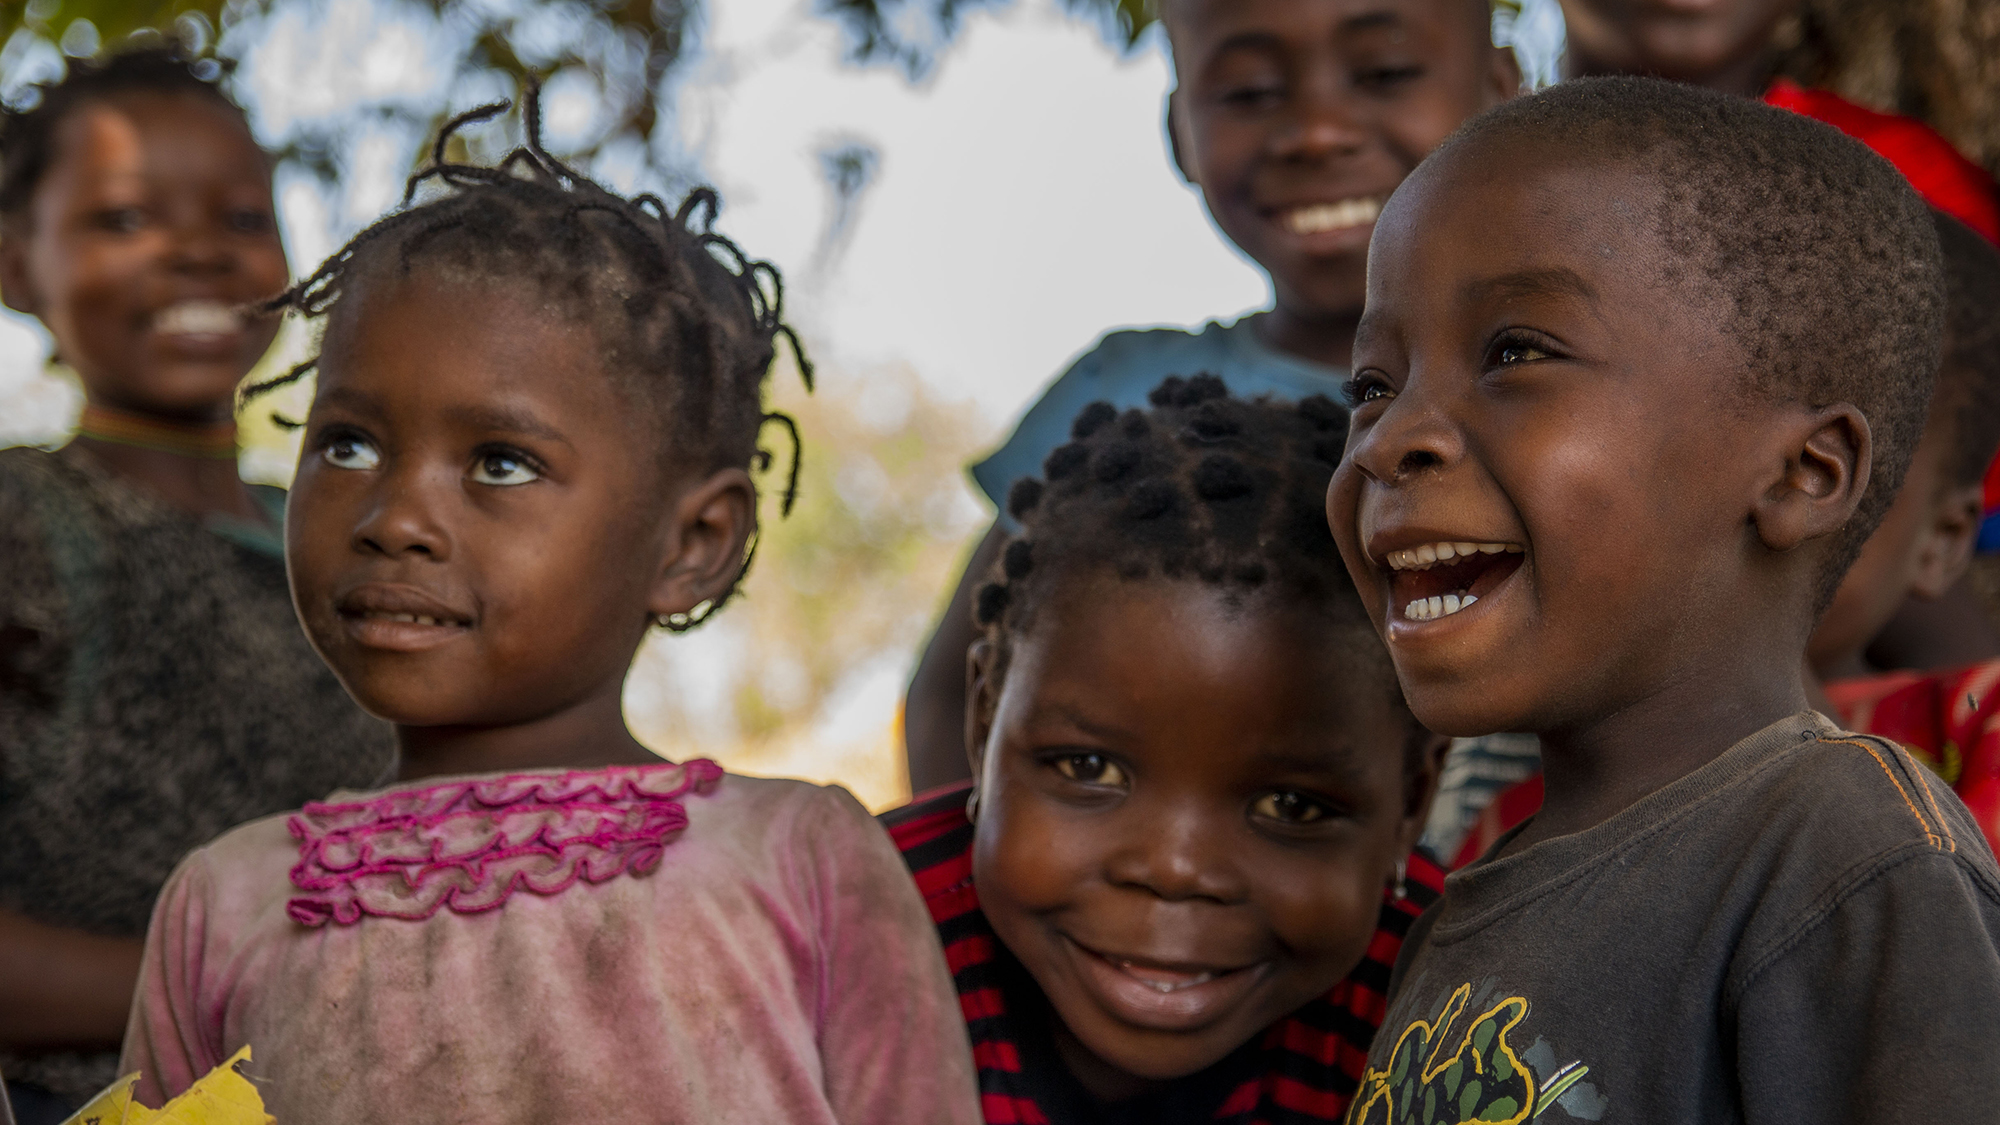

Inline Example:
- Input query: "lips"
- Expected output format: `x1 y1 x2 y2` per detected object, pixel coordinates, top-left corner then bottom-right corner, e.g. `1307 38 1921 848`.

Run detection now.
335 583 475 652
1373 536 1527 625
1064 936 1269 1031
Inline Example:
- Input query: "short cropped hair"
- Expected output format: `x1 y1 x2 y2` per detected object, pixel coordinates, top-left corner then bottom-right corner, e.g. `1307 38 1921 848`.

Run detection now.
1933 212 2000 490
1441 76 1945 605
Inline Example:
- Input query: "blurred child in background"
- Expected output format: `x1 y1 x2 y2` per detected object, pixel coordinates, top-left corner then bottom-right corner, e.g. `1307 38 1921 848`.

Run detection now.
0 48 390 1123
118 97 980 1124
886 378 1447 1124
903 0 1519 791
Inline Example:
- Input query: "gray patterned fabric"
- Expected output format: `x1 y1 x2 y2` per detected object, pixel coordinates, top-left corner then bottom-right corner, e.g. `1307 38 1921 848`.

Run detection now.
0 443 393 1105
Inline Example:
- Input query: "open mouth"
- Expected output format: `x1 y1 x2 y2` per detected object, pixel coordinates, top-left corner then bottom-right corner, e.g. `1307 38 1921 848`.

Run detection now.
1386 540 1524 622
334 584 476 651
1282 197 1382 236
153 300 243 338
1065 936 1267 1030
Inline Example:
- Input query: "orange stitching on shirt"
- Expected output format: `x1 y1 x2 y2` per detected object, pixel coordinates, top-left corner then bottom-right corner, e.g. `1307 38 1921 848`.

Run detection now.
1823 737 1944 851
1909 754 1957 853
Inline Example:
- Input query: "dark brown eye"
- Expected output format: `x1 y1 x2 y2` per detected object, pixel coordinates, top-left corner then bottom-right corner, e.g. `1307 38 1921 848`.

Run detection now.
1252 790 1330 825
1053 753 1128 786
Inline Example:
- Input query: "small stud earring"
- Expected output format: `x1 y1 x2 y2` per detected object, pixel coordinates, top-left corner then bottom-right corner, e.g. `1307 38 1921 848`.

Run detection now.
965 787 980 825
1392 858 1408 901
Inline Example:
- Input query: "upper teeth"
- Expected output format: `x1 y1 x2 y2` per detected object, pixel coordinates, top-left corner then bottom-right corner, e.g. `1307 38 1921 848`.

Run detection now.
371 612 451 626
1115 958 1216 993
1286 198 1382 235
1386 541 1522 571
154 300 241 336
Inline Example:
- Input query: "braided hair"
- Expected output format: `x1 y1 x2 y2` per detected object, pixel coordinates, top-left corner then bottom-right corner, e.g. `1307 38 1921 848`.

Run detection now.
974 374 1413 743
245 84 811 629
1 45 241 222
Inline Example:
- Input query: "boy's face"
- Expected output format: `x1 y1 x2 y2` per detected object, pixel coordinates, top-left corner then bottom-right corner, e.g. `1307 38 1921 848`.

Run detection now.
1328 142 1798 737
1165 0 1515 326
967 577 1433 1093
287 274 674 729
0 93 287 420
1560 0 1800 88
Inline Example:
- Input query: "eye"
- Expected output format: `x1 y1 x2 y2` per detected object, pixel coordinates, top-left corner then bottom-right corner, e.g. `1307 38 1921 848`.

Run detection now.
92 207 146 234
320 433 381 471
1488 332 1555 368
468 449 542 487
226 207 274 234
1052 753 1129 787
1342 371 1394 408
1251 790 1336 826
1218 81 1285 109
1355 65 1424 90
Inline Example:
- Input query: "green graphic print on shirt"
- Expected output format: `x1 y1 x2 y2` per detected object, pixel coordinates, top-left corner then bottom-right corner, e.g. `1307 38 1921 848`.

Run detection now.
1346 981 1604 1124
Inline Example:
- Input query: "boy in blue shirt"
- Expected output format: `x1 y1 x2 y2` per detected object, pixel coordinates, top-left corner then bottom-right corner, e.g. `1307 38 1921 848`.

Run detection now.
1332 77 2000 1122
906 0 1520 789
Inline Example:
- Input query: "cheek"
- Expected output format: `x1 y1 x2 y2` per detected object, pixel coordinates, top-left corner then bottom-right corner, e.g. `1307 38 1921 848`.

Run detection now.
975 787 1093 915
1256 850 1385 968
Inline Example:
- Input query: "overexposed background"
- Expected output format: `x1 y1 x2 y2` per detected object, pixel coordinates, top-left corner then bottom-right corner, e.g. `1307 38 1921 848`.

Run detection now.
0 0 1564 808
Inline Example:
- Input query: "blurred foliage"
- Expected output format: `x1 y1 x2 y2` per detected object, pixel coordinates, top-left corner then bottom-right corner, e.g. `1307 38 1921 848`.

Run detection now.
816 0 1153 78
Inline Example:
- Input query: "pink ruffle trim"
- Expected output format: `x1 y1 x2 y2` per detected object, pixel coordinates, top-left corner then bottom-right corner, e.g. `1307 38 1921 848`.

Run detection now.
286 759 724 928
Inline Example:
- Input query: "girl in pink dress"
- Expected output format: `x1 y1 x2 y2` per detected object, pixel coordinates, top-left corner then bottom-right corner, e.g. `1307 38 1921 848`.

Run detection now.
118 93 981 1125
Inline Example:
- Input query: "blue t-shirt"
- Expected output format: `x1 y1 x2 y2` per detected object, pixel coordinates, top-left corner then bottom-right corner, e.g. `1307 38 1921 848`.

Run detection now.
970 314 1348 531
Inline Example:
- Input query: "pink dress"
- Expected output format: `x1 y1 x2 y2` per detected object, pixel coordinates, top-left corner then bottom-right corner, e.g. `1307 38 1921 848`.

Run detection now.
120 760 981 1125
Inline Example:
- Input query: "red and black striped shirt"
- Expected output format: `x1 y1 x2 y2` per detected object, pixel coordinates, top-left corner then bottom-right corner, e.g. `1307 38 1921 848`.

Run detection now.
882 783 1444 1125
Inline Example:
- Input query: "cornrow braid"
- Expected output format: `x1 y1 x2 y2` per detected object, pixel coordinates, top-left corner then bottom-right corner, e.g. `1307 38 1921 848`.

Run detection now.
243 81 812 630
975 375 1395 700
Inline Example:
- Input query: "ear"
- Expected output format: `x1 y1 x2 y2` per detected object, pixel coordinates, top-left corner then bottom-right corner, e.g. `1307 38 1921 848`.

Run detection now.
1486 43 1525 103
0 224 40 316
646 467 757 619
1752 404 1870 555
1909 480 1985 600
1397 728 1450 850
1165 91 1195 186
964 638 999 785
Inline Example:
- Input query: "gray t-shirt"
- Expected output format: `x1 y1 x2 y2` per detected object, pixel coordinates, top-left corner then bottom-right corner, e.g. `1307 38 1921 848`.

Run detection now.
1355 712 2000 1124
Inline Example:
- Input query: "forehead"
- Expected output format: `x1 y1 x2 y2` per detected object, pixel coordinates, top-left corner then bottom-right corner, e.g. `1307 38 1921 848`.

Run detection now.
1164 0 1482 56
1004 577 1404 762
49 93 266 187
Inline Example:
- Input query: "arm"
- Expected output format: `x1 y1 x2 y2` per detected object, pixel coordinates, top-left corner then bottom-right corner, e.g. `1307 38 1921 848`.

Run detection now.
811 789 982 1125
0 909 143 1051
1734 849 2000 1124
903 523 1004 794
119 852 223 1106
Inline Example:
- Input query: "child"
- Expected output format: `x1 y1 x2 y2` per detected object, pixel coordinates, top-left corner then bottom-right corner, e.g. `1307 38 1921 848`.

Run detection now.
118 97 981 1124
885 377 1449 1123
903 0 1521 792
0 48 390 1120
1441 210 2000 868
1330 78 2000 1119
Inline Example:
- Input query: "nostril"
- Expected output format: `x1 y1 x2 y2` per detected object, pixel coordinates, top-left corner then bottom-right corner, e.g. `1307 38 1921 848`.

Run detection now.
1396 450 1442 477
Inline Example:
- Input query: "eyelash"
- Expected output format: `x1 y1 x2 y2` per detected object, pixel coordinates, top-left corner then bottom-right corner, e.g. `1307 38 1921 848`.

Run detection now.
1342 371 1392 408
1486 330 1559 369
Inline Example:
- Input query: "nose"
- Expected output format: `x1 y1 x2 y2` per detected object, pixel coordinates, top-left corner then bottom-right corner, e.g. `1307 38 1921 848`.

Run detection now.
1102 805 1247 905
1270 78 1368 163
353 463 453 562
164 215 234 277
1346 387 1463 486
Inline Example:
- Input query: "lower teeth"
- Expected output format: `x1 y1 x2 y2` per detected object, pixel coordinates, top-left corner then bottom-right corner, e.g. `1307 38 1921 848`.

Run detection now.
1405 593 1476 621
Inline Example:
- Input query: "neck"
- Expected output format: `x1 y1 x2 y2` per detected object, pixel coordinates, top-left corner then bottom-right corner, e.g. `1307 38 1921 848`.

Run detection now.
1515 634 1811 850
72 400 265 523
394 677 662 782
1563 49 1779 101
1257 302 1358 370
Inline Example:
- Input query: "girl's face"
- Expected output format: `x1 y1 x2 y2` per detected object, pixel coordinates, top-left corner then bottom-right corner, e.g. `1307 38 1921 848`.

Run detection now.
0 92 287 420
286 272 745 731
968 576 1438 1097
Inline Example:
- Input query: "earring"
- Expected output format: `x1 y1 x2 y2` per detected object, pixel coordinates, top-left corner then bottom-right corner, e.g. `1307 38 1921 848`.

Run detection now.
1392 858 1408 901
965 787 980 825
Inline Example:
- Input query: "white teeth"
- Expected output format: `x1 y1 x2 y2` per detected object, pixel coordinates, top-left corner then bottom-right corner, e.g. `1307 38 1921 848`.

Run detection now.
1116 959 1216 992
1385 542 1523 571
1285 197 1383 235
153 300 241 337
372 611 452 626
1403 594 1478 622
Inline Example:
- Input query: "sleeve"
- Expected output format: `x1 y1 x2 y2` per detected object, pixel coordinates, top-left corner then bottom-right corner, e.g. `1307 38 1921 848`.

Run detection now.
1733 847 2000 1124
969 334 1129 530
805 787 982 1125
120 848 228 1106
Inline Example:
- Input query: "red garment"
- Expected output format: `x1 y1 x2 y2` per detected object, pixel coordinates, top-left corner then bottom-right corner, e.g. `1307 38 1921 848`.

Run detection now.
1456 663 2000 869
1764 78 1999 244
883 783 1445 1125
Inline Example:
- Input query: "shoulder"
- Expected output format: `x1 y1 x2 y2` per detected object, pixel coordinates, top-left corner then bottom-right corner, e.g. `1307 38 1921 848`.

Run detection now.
162 810 305 924
1760 728 1990 863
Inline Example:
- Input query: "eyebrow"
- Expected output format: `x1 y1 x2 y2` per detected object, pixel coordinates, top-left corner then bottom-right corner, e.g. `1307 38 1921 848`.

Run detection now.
1465 268 1600 308
1339 10 1402 33
441 403 574 447
1025 702 1141 745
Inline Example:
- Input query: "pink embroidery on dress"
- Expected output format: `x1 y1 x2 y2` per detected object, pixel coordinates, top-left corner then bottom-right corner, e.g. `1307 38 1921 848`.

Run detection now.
285 759 724 927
